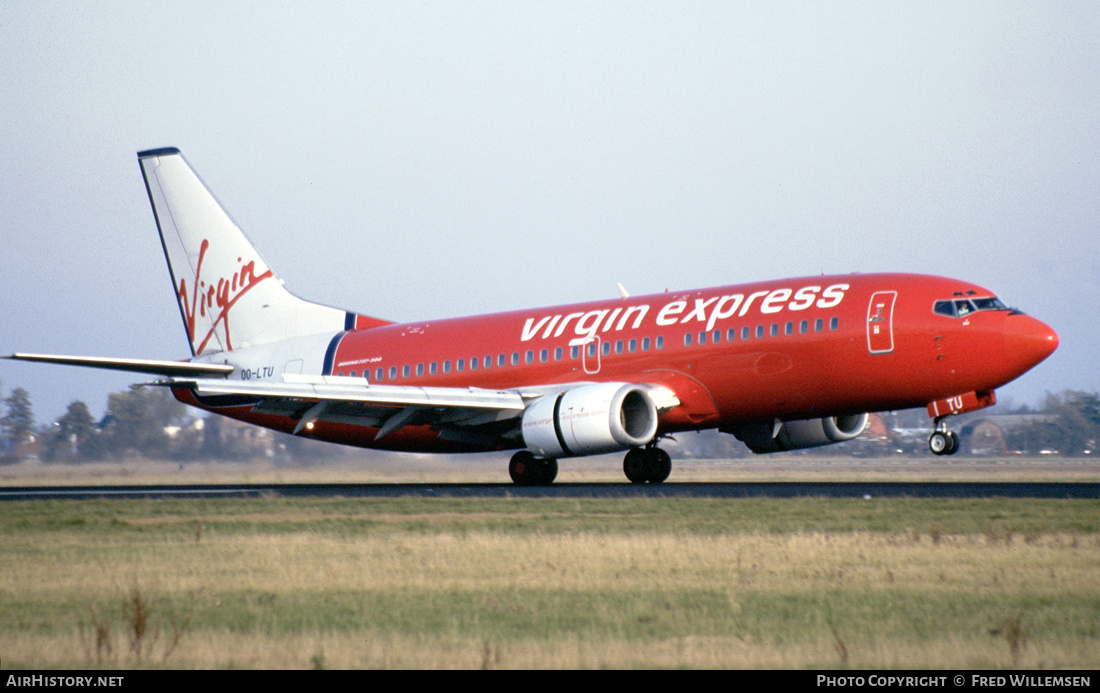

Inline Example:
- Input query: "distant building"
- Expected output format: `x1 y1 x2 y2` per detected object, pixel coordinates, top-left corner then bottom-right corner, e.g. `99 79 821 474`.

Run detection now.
3 431 43 462
959 414 1056 455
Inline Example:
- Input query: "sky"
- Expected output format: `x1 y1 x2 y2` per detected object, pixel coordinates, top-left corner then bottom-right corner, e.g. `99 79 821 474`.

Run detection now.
2 2 1098 426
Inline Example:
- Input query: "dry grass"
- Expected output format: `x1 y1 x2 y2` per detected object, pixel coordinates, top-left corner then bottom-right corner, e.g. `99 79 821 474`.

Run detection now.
5 531 1094 596
2 510 1098 669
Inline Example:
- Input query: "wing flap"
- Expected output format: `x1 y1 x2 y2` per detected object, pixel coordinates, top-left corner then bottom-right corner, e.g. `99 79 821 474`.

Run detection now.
184 376 529 411
163 376 530 442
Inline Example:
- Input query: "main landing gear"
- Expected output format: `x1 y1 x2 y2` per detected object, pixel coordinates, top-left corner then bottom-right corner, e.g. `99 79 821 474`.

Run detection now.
508 444 673 486
928 417 960 456
623 444 672 484
509 450 558 486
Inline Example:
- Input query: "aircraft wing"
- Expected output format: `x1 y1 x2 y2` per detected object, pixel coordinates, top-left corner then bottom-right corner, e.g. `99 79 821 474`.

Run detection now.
160 374 679 448
6 351 680 450
162 373 535 445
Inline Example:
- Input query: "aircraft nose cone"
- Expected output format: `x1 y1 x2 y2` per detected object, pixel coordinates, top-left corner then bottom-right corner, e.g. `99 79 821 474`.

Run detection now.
1003 314 1059 374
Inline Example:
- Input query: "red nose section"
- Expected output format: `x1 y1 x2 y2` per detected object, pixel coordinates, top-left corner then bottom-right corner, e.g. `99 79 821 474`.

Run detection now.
1003 314 1059 375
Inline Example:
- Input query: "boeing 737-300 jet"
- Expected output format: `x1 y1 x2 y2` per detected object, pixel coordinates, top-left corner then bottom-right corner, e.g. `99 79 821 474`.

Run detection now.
4 148 1059 484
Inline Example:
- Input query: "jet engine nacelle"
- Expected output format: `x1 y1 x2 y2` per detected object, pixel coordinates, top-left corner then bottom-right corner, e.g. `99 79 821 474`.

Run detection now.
728 413 869 454
522 382 659 458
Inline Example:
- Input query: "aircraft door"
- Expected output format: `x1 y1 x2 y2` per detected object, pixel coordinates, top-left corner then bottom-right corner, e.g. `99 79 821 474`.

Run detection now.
866 291 897 355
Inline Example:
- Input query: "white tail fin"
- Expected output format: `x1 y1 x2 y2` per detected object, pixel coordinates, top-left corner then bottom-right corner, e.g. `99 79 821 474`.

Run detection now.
138 148 387 356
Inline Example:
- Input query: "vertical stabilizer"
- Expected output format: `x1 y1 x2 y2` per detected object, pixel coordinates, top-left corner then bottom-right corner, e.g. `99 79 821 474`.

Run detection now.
138 148 387 356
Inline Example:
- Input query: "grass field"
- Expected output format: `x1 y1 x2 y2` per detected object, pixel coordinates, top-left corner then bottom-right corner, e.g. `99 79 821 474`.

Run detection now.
1 457 1098 669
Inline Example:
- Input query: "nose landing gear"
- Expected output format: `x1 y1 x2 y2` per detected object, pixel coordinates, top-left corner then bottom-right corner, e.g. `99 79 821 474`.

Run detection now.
928 418 960 456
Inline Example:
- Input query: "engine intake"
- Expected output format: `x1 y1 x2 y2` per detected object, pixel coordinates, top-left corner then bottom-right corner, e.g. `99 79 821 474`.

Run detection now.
522 382 659 458
727 413 868 453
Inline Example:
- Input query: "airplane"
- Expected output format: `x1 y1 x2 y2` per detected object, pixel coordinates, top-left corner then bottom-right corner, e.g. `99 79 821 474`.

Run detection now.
4 147 1059 484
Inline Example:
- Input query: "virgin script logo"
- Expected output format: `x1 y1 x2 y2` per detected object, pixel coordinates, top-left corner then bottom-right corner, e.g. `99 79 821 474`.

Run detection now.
177 239 273 354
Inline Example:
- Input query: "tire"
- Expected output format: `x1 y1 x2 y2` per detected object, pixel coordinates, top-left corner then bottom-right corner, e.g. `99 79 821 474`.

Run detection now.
623 448 649 484
509 450 557 485
928 431 950 455
647 448 672 484
624 447 671 484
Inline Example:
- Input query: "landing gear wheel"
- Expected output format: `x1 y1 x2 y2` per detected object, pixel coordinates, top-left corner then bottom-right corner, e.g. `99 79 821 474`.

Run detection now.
623 448 649 484
928 431 949 455
647 448 672 484
623 446 672 484
928 430 960 456
509 451 558 486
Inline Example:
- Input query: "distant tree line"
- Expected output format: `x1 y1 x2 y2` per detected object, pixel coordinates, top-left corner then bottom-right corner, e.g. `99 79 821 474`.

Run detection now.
1002 390 1100 457
1 379 1098 463
0 380 336 464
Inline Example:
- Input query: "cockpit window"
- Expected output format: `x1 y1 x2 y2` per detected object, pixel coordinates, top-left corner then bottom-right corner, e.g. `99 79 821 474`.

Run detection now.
933 296 1008 318
933 300 957 317
972 297 1007 311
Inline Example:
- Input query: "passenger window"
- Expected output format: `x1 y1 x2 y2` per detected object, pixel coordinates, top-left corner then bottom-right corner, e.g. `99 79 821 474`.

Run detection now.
800 320 808 334
540 349 548 362
642 337 650 351
389 366 397 380
429 362 437 375
785 322 793 335
742 326 750 340
656 336 664 350
554 347 563 361
815 318 824 332
684 333 693 347
830 316 839 330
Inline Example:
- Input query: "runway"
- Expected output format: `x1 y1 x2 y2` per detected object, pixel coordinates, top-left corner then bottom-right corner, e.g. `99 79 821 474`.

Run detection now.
1 481 1096 501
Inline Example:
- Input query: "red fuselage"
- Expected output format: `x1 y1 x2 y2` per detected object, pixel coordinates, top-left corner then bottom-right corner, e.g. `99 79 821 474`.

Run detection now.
176 272 1057 452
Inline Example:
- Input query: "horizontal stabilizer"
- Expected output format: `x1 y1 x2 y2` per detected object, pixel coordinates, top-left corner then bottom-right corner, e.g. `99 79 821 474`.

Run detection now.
3 353 234 378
